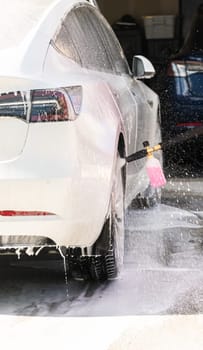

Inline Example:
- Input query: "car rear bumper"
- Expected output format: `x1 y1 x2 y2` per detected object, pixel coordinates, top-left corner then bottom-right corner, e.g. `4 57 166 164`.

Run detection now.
162 100 203 140
0 175 110 249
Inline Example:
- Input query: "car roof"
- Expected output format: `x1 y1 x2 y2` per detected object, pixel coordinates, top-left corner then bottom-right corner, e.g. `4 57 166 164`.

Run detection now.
0 0 56 50
0 0 96 50
0 0 96 81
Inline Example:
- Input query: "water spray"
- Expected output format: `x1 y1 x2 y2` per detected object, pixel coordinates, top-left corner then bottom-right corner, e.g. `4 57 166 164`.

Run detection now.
126 141 166 188
126 125 203 188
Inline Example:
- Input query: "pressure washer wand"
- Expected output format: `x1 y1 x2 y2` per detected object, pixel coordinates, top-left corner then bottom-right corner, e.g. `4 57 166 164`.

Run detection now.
126 143 162 163
126 148 148 162
126 141 166 188
126 124 203 163
125 125 203 187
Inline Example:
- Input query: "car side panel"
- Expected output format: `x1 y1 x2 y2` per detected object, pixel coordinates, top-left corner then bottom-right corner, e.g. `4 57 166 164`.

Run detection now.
106 72 160 206
0 82 121 247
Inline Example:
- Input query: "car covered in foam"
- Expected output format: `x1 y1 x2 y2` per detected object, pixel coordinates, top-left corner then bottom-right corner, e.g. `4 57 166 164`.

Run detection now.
0 0 162 279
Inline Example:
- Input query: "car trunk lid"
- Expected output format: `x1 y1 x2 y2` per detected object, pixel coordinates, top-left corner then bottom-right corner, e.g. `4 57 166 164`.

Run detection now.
0 91 29 161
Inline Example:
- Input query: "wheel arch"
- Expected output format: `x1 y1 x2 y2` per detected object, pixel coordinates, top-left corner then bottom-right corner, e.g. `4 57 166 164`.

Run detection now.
117 132 127 192
92 132 126 256
117 133 126 158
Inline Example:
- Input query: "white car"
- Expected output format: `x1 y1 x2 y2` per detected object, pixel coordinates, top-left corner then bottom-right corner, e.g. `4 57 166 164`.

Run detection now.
0 0 161 279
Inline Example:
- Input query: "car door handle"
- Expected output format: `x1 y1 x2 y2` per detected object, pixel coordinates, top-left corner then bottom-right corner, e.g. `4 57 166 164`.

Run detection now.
147 100 153 108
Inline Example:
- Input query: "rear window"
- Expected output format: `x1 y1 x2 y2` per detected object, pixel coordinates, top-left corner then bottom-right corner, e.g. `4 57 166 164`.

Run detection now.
187 72 203 97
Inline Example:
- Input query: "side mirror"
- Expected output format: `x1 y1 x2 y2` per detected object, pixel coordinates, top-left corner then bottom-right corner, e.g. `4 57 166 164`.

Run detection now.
132 55 155 79
87 0 99 7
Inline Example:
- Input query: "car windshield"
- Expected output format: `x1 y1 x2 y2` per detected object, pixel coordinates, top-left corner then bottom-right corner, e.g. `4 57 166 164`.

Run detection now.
0 0 54 49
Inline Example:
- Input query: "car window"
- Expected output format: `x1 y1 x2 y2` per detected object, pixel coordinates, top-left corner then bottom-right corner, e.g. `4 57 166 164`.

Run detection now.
54 6 113 73
54 5 130 75
95 13 131 75
53 23 81 65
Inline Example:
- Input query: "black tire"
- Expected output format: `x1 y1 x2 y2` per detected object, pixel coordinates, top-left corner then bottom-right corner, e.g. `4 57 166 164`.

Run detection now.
88 256 106 281
85 155 125 281
133 185 161 209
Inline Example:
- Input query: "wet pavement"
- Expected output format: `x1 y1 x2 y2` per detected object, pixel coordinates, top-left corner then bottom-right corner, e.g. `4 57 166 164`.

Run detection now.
0 173 202 318
0 168 203 348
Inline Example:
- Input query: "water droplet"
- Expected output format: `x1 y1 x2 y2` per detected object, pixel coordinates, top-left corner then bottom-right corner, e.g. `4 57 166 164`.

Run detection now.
58 246 70 299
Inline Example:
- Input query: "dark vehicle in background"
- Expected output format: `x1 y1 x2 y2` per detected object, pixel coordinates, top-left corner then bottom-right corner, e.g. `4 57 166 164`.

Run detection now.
161 4 203 167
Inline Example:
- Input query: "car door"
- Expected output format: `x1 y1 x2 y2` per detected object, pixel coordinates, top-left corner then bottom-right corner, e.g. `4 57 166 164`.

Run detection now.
96 17 157 155
89 10 157 200
87 10 138 157
51 4 153 204
53 4 139 157
129 77 158 152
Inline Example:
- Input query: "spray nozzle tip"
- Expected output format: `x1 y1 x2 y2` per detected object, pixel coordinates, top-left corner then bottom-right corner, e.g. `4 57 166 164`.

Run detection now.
143 141 150 148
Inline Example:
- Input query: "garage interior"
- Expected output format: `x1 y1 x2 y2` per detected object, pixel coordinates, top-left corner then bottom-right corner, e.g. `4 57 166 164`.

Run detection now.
98 0 179 63
97 0 202 64
97 0 203 175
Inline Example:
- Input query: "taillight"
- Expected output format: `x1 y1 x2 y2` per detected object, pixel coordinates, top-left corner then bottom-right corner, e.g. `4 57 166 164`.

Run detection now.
167 60 203 77
0 86 82 123
0 91 28 121
176 122 203 128
0 211 54 216
30 86 82 122
65 86 82 115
